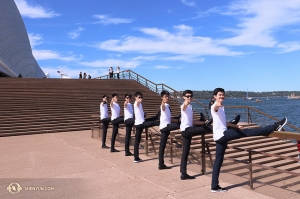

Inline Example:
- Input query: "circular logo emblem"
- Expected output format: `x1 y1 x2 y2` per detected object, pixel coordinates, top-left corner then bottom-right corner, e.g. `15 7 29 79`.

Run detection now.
7 182 22 195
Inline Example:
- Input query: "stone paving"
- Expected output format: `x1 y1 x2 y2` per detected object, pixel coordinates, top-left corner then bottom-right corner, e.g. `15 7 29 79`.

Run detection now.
0 130 298 199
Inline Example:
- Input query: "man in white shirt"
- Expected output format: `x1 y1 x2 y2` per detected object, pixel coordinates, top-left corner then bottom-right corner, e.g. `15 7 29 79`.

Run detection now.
158 90 181 170
100 95 111 149
116 66 120 79
210 87 287 193
110 93 124 152
179 90 213 180
133 92 160 163
124 93 134 156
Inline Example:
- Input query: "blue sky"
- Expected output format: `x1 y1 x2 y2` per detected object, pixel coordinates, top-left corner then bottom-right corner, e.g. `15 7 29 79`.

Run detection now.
15 0 300 92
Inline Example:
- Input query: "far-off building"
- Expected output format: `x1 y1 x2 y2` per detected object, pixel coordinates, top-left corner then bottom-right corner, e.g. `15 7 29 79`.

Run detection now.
0 0 45 78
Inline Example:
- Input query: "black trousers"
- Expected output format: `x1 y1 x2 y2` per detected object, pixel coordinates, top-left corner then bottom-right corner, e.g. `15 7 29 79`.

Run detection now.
111 117 124 149
159 123 180 166
211 125 275 189
100 117 111 146
180 125 212 174
134 118 160 159
124 118 135 153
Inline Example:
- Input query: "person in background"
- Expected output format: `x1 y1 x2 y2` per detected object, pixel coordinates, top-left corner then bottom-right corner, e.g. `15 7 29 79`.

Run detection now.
100 95 111 149
297 140 300 164
116 66 120 79
88 75 91 79
109 67 113 79
79 72 82 79
83 72 87 79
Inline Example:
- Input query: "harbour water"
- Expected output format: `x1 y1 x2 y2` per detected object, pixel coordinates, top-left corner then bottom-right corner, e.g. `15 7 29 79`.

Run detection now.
193 97 300 133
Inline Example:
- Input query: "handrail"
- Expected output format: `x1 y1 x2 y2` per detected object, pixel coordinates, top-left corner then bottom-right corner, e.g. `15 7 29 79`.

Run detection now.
94 70 300 133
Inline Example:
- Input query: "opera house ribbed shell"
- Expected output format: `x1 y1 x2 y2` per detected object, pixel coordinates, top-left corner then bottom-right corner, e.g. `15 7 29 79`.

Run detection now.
0 0 45 78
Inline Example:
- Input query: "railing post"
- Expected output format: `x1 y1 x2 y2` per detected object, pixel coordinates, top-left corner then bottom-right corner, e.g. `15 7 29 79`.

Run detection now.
156 85 158 94
146 79 148 88
137 75 139 82
247 108 250 124
170 137 173 164
201 134 206 175
145 128 148 156
249 151 253 189
129 71 131 79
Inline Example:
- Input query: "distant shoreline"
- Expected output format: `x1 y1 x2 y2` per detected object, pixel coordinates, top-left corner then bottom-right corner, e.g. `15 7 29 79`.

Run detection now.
189 91 300 100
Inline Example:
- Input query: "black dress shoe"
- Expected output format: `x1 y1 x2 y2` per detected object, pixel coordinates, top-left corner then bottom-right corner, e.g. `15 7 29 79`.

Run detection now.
229 115 240 125
102 145 109 149
180 173 196 180
199 112 206 121
110 148 120 152
158 164 171 170
125 152 133 156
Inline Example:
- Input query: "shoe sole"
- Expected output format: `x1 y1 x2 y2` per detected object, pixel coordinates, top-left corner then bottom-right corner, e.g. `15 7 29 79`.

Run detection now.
211 189 228 193
276 118 287 131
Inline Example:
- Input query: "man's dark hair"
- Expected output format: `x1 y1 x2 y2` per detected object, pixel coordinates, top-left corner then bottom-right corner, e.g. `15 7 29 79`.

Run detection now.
112 93 119 98
103 95 109 99
160 90 170 97
135 92 143 97
124 93 132 98
213 88 225 96
182 90 193 97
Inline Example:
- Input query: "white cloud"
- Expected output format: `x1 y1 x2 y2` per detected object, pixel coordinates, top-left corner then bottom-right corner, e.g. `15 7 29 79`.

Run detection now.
28 33 43 48
93 15 133 25
277 42 300 53
33 50 82 61
96 25 243 57
217 0 300 47
154 65 170 69
15 0 60 18
78 59 139 69
180 0 196 7
68 27 85 39
28 33 83 61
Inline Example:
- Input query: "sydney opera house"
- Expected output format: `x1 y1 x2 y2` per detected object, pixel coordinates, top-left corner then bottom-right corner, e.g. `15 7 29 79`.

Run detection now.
0 0 45 78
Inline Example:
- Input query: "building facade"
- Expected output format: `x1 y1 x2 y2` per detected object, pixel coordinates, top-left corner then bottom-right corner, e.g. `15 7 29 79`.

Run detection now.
0 0 45 78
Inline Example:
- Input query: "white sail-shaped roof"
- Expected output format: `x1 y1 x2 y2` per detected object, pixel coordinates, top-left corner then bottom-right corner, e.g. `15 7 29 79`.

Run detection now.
0 0 45 78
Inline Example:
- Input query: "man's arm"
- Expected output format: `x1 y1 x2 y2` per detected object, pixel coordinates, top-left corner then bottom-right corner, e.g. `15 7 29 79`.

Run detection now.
182 101 189 111
124 101 128 108
110 99 114 107
135 99 141 107
161 101 166 111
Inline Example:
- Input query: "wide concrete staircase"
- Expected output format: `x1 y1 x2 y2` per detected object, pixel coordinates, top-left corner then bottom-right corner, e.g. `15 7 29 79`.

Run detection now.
0 78 182 136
